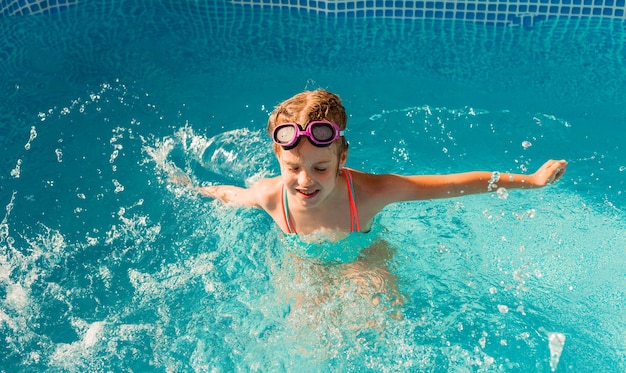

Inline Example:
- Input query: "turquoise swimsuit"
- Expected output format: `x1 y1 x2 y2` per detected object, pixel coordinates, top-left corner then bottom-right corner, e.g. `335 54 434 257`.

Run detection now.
280 169 377 264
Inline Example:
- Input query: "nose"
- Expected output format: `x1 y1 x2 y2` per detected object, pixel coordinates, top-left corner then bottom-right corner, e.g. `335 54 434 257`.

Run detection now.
297 169 314 186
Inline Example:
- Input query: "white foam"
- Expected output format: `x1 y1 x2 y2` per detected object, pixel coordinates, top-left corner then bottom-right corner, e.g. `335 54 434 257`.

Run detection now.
50 320 106 367
5 283 29 310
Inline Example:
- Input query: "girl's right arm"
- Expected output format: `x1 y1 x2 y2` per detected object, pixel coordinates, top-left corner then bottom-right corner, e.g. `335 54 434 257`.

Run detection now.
169 170 281 210
169 172 266 208
195 176 281 209
196 185 259 207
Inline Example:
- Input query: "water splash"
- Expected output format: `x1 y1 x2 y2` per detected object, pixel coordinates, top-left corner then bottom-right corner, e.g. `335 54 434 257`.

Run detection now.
488 171 500 192
547 331 566 371
55 149 63 163
143 124 273 188
537 327 567 371
496 187 509 199
24 126 37 150
10 159 22 178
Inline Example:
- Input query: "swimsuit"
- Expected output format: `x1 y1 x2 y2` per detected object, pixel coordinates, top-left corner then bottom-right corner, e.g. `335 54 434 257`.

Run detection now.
280 168 376 264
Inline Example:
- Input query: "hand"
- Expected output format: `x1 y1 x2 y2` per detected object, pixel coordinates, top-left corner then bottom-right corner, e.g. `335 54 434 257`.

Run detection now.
530 159 567 187
168 172 192 186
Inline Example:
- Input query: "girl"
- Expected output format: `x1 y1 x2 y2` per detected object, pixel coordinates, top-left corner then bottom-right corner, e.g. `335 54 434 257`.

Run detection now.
195 89 567 263
183 89 567 322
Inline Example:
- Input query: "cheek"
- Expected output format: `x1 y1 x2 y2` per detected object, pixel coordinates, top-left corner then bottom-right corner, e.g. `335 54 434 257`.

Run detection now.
317 171 338 188
278 165 298 185
281 173 296 185
279 167 293 182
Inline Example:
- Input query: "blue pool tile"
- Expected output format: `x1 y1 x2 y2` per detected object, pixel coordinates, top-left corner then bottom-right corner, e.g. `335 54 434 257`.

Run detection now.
3 0 626 21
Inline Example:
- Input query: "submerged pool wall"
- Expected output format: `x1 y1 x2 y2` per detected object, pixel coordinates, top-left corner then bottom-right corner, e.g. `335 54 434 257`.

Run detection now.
232 0 626 25
0 0 78 15
1 0 625 26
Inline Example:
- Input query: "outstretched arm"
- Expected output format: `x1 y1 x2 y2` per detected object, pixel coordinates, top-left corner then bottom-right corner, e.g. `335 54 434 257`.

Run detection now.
366 159 568 204
196 185 259 207
169 173 276 208
426 158 568 198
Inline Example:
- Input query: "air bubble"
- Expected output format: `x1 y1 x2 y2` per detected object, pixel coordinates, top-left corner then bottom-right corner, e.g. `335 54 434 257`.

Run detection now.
522 140 532 149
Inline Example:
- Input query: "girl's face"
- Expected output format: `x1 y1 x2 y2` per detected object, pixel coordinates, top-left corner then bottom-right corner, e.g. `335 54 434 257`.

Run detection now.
278 140 346 209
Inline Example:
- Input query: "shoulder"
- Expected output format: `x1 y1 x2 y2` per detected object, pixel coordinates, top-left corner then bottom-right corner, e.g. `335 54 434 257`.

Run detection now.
347 169 428 206
250 176 282 210
346 169 397 193
344 169 400 207
250 176 282 196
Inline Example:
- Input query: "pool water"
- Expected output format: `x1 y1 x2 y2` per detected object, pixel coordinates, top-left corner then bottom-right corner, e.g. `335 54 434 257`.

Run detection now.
1 1 625 372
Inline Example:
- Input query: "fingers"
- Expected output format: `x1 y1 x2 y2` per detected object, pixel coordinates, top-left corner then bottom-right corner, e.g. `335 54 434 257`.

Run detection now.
545 159 567 184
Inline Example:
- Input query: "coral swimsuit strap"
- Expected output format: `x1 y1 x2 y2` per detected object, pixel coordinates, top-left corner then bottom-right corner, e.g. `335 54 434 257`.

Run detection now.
282 168 360 234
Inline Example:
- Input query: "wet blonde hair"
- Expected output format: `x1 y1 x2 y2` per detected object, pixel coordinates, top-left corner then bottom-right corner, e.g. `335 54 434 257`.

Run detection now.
267 89 349 156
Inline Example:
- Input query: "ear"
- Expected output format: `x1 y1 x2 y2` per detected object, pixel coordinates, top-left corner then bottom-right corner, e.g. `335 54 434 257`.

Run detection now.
339 148 348 169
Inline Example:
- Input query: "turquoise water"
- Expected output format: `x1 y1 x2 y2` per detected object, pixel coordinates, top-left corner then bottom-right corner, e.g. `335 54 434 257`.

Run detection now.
1 1 625 372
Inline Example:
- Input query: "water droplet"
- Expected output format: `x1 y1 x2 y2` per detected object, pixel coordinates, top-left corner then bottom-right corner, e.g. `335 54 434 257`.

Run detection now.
488 171 500 191
10 159 22 178
55 149 63 162
497 187 508 199
479 336 487 348
548 332 566 371
112 179 125 193
24 126 38 150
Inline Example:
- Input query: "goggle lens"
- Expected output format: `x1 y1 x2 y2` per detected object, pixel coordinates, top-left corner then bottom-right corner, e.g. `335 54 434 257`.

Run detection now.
274 125 296 144
310 123 335 142
272 121 344 150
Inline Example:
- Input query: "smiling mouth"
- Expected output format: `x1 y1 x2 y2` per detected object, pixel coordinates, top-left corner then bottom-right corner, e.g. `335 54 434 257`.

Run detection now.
297 189 319 198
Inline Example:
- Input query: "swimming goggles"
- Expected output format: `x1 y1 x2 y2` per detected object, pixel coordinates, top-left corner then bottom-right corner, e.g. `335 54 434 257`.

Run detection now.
272 120 344 150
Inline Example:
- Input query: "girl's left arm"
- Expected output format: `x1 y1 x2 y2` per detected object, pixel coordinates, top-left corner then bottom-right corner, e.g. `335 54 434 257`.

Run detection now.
371 159 568 203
